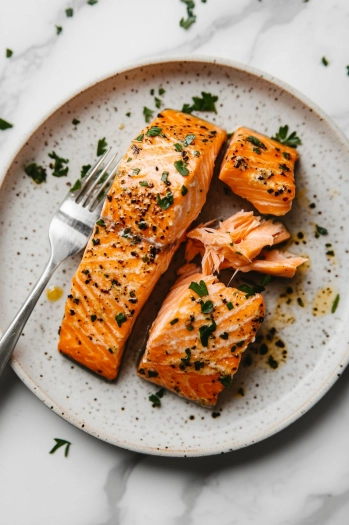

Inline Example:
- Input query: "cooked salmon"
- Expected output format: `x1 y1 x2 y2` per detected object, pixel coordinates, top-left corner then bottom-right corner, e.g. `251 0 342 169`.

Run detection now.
219 127 298 216
185 210 302 276
58 110 226 379
237 249 308 278
137 268 265 406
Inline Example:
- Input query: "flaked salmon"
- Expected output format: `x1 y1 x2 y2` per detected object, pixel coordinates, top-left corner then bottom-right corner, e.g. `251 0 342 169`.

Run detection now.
137 268 265 406
185 210 305 277
219 127 298 216
58 110 226 379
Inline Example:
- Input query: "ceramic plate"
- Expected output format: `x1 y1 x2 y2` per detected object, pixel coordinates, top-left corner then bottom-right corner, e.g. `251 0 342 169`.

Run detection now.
1 57 348 457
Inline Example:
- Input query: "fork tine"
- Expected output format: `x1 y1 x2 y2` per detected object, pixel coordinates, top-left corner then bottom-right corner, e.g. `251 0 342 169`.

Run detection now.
82 152 118 207
75 147 112 203
89 161 119 211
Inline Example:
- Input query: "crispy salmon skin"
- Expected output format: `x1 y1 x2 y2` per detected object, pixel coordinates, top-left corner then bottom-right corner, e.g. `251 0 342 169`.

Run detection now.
137 268 265 406
219 127 298 216
58 110 226 379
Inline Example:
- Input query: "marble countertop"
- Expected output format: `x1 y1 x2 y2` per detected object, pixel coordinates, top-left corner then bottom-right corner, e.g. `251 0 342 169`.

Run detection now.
1 1 349 523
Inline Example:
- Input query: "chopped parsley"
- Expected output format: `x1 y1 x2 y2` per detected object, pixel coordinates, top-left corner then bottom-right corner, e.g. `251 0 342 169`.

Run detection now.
219 376 231 388
180 0 196 29
322 56 329 66
6 48 13 58
72 118 80 125
159 87 165 96
253 147 261 154
220 332 229 340
156 192 174 210
161 171 170 184
271 125 302 148
92 238 100 246
135 134 144 142
174 143 183 152
194 361 204 371
315 224 328 236
189 280 208 297
246 135 267 150
70 179 81 192
279 163 290 172
56 25 63 34
0 118 13 130
65 7 74 17
96 219 106 227
87 0 98 4
132 168 141 175
154 97 161 109
97 137 108 156
199 319 216 347
143 106 154 123
332 294 340 313
181 185 188 196
156 388 165 398
139 181 149 187
226 301 233 310
181 348 191 366
146 126 162 137
24 163 47 184
91 314 97 322
149 394 161 407
170 318 179 325
182 91 218 114
238 283 260 298
283 151 291 160
115 313 127 327
347 65 349 76
183 134 196 146
193 150 200 156
81 164 91 178
48 151 69 177
49 438 71 457
201 300 213 314
174 160 189 176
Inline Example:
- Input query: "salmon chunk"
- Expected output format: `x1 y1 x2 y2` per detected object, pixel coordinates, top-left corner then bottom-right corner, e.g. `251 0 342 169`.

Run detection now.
58 110 226 379
185 210 306 277
219 127 298 216
137 269 265 406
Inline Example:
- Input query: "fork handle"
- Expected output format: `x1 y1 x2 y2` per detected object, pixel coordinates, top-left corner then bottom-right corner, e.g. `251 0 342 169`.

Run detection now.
0 256 60 378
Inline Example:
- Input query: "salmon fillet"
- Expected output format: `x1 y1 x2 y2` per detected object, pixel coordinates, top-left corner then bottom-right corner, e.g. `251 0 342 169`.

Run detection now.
185 210 306 277
137 268 265 406
219 127 298 216
58 110 226 379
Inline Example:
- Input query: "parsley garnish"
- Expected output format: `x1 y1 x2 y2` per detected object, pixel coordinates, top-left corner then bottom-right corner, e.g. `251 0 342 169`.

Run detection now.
0 118 13 130
91 314 97 322
81 164 91 178
156 388 165 398
97 138 108 156
24 163 47 184
315 224 328 236
180 0 196 29
199 319 216 347
6 49 13 58
174 160 189 176
246 135 267 150
332 294 340 313
156 192 174 210
161 171 170 185
96 219 106 227
322 56 329 66
238 283 265 298
70 179 81 192
253 147 261 154
283 151 291 160
347 65 349 76
219 375 231 388
146 126 162 137
88 0 98 4
174 143 183 152
182 91 218 114
181 348 191 366
143 107 154 123
154 97 161 109
56 25 62 34
194 361 205 371
220 332 229 340
139 181 149 187
170 318 179 325
181 185 188 196
92 238 100 246
115 313 127 327
183 134 196 146
226 301 233 310
132 168 140 175
271 125 302 148
49 438 71 457
149 394 161 407
66 8 73 17
72 118 80 125
49 151 69 177
189 280 208 297
201 300 213 314
159 87 165 96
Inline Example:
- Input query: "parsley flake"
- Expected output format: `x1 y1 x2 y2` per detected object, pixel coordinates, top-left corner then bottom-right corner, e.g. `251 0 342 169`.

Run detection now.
48 151 69 177
220 332 229 340
180 0 196 30
226 301 233 310
143 107 154 123
139 181 149 187
97 138 108 156
201 300 213 314
65 8 74 17
182 91 218 114
174 143 183 152
170 318 179 325
188 280 208 297
181 185 188 196
56 25 63 34
135 134 144 142
246 135 267 150
219 375 231 388
24 163 47 184
70 179 81 192
6 49 13 58
174 160 189 176
332 294 340 313
49 438 71 457
149 394 161 407
96 219 106 227
146 126 162 137
72 118 80 125
271 125 302 148
199 319 216 347
0 118 13 130
156 192 174 210
316 224 328 236
115 313 127 327
88 0 98 4
81 164 91 178
322 56 329 66
183 134 196 146
159 87 165 96
154 97 161 109
161 171 170 185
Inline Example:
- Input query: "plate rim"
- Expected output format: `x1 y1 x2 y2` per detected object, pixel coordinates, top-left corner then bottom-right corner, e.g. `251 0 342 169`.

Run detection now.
3 55 349 457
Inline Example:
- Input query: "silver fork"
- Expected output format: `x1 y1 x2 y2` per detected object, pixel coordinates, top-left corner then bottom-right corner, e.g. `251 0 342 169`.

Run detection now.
0 148 119 377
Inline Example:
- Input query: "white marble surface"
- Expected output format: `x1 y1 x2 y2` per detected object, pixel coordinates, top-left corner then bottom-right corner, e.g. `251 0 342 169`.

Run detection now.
1 0 349 523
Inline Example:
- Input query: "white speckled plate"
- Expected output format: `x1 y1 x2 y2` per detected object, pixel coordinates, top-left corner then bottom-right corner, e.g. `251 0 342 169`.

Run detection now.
1 57 349 457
